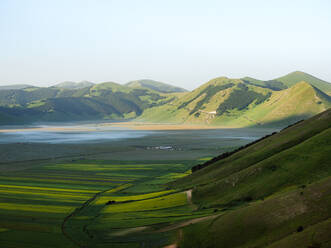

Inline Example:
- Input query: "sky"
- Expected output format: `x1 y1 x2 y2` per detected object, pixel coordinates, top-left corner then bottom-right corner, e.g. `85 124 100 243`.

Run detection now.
1 0 331 90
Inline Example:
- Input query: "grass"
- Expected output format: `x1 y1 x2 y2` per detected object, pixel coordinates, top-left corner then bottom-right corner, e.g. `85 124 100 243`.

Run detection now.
173 109 331 248
102 192 187 213
0 157 198 248
94 189 174 205
179 177 331 248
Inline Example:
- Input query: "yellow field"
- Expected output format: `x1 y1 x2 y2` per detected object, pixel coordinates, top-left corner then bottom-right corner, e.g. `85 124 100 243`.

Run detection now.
103 192 187 213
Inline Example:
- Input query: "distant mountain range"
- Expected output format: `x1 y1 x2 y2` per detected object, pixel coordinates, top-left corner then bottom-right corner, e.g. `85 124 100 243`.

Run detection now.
0 71 330 126
125 79 187 93
0 81 177 124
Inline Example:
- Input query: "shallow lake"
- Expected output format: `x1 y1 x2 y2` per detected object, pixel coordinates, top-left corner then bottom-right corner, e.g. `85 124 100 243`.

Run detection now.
0 123 276 144
0 123 279 162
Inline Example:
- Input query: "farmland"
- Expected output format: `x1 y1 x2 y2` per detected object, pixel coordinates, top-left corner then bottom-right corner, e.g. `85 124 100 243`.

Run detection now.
0 159 198 247
0 126 271 248
1 127 266 247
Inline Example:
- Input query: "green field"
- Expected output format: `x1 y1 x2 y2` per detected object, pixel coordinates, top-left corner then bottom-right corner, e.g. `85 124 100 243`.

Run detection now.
0 158 211 247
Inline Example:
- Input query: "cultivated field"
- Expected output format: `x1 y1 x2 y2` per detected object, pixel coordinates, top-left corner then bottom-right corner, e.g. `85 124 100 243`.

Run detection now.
0 158 216 247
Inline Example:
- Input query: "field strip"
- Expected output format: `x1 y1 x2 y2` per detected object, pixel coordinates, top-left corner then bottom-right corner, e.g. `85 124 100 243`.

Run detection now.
103 190 202 238
0 202 74 213
0 184 98 193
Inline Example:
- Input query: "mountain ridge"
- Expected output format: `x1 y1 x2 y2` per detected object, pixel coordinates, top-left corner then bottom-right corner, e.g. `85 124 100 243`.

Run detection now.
0 71 330 126
125 79 187 93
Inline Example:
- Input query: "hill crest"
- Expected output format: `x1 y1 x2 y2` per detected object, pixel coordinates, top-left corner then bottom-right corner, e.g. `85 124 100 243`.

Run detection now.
126 79 187 93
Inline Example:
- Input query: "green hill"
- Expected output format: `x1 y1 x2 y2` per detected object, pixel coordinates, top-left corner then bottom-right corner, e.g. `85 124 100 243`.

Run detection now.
275 71 331 94
1 72 330 125
170 108 331 248
242 71 331 94
0 82 175 124
139 77 331 127
222 81 331 127
126 79 187 93
138 77 271 124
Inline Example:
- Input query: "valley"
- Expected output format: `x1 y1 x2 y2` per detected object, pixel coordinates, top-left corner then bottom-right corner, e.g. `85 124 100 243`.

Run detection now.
0 126 273 247
2 1 331 247
0 72 330 248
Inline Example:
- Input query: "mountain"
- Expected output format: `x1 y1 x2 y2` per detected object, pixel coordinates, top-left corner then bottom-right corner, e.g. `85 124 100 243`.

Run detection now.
125 79 187 93
0 84 34 90
219 81 331 127
138 77 331 127
0 72 330 126
53 80 95 89
171 109 331 248
0 82 175 124
243 71 331 94
275 71 331 94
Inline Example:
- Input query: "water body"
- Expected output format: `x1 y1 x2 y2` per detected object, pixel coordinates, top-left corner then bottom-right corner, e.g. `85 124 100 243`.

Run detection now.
0 124 274 144
0 123 279 163
0 130 153 144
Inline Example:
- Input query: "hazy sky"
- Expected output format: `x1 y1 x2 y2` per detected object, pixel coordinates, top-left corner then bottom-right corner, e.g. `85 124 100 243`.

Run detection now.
1 0 331 89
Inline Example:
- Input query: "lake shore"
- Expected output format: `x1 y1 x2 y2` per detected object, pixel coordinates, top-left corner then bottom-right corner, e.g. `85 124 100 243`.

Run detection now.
101 122 232 130
0 122 234 133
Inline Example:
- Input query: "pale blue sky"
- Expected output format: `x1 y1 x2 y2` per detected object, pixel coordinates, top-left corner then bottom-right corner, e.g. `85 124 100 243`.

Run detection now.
1 0 331 89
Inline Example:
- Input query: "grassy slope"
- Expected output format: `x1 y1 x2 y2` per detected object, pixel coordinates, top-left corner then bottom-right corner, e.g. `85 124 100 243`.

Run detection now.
179 178 331 248
139 77 272 124
275 71 331 94
221 81 331 127
172 109 331 248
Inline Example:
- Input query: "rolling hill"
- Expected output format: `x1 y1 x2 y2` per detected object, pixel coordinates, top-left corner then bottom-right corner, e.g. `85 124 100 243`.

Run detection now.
0 82 176 124
139 76 331 127
0 71 330 126
171 108 331 248
243 71 331 94
125 79 187 93
275 71 331 94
